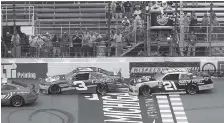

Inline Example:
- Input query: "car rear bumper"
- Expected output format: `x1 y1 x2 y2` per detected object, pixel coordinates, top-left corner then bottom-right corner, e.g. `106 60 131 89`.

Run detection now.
25 95 38 104
198 83 213 90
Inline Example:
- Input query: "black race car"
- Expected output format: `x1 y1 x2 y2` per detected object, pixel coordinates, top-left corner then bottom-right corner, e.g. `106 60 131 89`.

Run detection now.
39 67 124 95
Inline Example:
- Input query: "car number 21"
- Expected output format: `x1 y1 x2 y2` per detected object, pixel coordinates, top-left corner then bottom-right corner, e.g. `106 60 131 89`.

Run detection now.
163 81 178 91
73 81 88 91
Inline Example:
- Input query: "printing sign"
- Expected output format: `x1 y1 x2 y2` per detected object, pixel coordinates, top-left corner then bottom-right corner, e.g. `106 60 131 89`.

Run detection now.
1 63 48 79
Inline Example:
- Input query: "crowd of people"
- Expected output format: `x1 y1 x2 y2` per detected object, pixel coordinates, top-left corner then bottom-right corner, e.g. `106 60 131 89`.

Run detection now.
1 1 222 58
181 11 220 56
1 29 111 58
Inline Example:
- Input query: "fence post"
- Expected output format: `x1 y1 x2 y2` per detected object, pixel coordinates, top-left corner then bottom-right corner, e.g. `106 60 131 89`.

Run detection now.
209 2 213 56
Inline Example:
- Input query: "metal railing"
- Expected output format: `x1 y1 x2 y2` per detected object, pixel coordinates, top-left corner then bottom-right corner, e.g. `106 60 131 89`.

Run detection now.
1 5 34 24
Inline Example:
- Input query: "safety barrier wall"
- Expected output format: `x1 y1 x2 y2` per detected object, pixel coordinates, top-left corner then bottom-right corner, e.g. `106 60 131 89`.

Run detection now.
1 57 224 79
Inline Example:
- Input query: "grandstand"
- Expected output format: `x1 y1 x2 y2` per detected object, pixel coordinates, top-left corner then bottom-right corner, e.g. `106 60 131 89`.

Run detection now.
1 1 224 57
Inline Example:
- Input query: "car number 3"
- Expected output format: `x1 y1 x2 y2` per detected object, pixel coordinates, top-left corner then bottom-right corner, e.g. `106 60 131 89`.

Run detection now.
73 81 88 91
163 81 177 91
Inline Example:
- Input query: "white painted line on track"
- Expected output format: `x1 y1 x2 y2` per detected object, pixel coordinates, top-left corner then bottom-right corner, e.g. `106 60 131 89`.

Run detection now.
170 98 181 101
161 114 173 118
156 95 175 123
156 95 168 99
177 122 189 123
160 110 172 113
159 105 170 108
158 100 169 103
169 95 189 123
162 119 174 122
174 112 186 115
173 107 184 111
171 103 183 106
176 117 188 120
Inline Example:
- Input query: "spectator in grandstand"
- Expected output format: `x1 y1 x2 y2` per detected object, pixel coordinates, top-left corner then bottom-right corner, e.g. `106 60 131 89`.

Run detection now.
111 1 117 19
41 32 53 57
183 1 187 8
201 13 209 40
11 31 21 58
82 29 91 57
123 1 132 19
122 16 131 46
71 31 82 57
19 32 29 57
108 29 116 56
165 1 173 10
115 1 123 18
61 32 70 57
133 5 142 18
35 34 45 57
211 12 219 40
96 32 103 42
133 15 144 42
146 2 153 13
89 31 97 56
4 32 12 52
29 35 37 57
183 12 190 39
192 1 198 8
189 11 198 33
113 30 123 56
151 1 160 10
52 34 61 57
187 31 197 56
1 36 7 57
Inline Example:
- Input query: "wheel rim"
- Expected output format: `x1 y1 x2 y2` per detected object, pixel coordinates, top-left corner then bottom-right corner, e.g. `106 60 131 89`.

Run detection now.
142 87 150 96
97 84 106 94
188 86 197 94
50 85 60 94
12 96 23 107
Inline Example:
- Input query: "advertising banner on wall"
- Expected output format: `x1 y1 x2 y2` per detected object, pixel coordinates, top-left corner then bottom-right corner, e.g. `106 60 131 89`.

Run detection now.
1 63 48 79
129 62 200 77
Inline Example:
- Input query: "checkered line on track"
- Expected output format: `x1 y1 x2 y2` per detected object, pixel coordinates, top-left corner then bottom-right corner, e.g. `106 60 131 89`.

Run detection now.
169 95 189 123
156 95 174 123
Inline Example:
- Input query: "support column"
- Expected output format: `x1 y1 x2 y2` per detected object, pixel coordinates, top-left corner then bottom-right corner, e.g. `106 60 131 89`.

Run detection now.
179 1 185 56
209 2 213 56
147 11 151 56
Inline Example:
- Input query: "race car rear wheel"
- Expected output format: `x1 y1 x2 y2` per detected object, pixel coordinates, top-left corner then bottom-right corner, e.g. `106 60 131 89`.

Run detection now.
11 96 24 107
49 84 61 94
140 85 152 96
186 84 198 95
96 83 108 95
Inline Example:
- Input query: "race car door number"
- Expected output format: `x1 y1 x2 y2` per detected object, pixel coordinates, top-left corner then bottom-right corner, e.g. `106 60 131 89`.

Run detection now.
73 81 88 91
163 81 178 91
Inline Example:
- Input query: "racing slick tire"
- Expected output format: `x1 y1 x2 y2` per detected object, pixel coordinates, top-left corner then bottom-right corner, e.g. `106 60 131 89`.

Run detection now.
186 84 198 95
49 84 61 94
11 95 24 107
140 85 152 96
96 83 108 95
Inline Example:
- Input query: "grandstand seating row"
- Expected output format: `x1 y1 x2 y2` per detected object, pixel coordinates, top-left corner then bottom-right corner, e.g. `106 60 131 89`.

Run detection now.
1 1 224 36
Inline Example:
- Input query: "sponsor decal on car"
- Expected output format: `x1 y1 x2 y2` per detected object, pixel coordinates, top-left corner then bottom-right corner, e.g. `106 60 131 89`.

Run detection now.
130 62 200 77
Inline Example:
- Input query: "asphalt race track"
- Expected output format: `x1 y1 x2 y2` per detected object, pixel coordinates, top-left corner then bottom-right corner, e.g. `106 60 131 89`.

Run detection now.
1 78 224 123
181 78 224 123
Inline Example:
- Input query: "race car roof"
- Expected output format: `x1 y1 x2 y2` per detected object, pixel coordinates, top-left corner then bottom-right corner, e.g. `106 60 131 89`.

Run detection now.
73 67 114 76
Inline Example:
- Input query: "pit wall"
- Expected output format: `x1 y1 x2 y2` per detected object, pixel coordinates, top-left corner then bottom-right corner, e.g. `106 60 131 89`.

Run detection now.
1 57 224 79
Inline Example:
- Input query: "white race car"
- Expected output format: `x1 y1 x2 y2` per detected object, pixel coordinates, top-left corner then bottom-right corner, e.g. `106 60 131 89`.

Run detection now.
129 69 213 96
